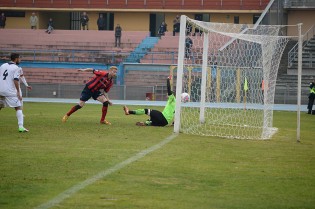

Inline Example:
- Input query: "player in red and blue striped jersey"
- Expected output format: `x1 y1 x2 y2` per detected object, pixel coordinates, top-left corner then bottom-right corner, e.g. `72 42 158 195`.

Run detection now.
62 66 117 125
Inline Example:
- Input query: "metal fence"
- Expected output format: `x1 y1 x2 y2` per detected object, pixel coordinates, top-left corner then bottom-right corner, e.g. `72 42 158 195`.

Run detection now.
21 84 167 101
21 83 310 105
288 25 315 68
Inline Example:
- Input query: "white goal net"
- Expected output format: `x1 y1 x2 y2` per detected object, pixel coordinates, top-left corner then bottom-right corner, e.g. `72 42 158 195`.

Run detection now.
174 16 290 140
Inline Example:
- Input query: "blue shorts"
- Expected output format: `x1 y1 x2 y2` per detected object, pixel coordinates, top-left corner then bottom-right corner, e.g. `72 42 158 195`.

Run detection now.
80 86 103 101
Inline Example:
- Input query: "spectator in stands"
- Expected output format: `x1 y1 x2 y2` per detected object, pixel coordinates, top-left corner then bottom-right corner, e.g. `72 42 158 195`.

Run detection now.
80 12 89 30
97 14 106 31
115 24 122 47
194 15 202 36
62 66 117 125
307 78 315 114
173 15 180 36
45 18 54 34
185 34 193 59
0 12 6 29
158 21 167 37
30 12 38 29
186 23 192 35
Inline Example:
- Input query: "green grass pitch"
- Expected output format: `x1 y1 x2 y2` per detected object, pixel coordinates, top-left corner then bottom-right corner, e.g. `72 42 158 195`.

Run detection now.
0 102 315 209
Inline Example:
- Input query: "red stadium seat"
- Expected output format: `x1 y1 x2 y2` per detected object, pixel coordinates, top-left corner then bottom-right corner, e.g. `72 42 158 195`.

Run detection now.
145 0 164 9
69 0 89 8
203 0 222 10
164 0 182 9
89 0 107 8
33 0 53 8
182 0 202 10
126 0 144 9
107 0 127 8
14 0 34 7
242 0 269 10
0 0 14 7
51 0 70 8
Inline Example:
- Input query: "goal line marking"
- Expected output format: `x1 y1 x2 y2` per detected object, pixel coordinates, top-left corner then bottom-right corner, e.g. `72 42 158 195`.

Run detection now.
34 133 178 209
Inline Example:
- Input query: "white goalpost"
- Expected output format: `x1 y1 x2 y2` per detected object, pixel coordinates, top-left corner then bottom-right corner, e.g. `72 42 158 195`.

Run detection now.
174 15 293 140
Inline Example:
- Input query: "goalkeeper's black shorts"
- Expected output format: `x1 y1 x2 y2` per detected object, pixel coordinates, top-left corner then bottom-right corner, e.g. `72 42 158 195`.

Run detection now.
150 110 168 126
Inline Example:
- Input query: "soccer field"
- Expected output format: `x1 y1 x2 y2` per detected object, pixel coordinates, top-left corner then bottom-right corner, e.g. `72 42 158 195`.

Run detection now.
0 102 314 209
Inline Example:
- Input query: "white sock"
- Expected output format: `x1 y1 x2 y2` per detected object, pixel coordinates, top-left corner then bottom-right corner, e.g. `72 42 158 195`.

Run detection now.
16 110 24 128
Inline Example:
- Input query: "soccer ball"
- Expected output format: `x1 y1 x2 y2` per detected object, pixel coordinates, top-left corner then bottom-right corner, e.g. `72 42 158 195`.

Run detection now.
181 92 190 103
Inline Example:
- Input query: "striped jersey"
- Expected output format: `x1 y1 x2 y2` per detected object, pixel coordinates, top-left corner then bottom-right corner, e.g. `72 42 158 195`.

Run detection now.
86 69 113 93
0 62 21 97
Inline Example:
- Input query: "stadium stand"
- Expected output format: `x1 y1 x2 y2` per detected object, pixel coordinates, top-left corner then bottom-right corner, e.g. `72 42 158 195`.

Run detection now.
140 33 223 64
0 29 149 51
0 29 150 64
140 35 179 64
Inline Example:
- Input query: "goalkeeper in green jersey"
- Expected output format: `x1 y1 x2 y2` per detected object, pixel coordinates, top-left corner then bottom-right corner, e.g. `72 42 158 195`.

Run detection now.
123 77 175 126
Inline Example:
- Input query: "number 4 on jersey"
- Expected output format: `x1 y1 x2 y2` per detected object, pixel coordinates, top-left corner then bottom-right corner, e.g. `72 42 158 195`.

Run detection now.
2 70 8 80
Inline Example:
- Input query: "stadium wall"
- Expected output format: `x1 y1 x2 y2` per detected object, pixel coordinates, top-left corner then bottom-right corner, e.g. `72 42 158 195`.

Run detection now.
114 12 149 31
287 10 315 36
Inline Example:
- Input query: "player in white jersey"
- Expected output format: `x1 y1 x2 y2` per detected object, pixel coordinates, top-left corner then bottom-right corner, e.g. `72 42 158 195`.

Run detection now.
18 67 32 94
0 67 32 107
0 53 29 132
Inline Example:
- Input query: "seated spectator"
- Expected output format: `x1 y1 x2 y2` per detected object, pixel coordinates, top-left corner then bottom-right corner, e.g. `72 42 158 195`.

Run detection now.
158 21 167 37
45 18 54 34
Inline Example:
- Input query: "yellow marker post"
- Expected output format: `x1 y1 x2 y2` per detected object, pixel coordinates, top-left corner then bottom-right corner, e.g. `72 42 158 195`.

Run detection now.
187 66 193 96
169 65 177 90
244 77 248 111
207 67 211 102
216 68 221 102
236 68 241 103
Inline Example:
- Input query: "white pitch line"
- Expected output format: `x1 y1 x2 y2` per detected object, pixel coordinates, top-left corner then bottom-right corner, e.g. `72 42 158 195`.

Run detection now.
34 133 178 209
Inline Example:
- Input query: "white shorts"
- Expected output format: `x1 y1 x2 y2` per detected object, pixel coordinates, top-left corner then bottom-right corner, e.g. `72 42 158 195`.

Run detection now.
0 96 23 108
